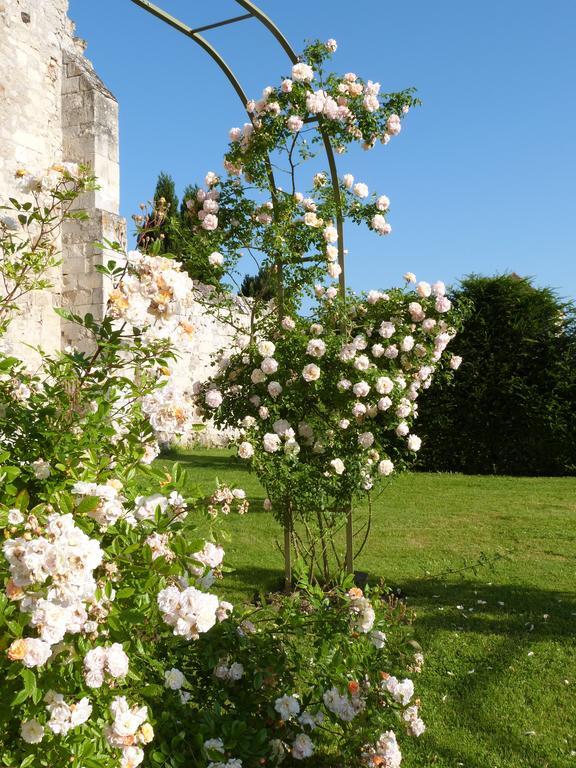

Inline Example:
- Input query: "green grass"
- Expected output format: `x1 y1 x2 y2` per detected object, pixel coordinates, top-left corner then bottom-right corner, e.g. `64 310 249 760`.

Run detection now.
161 448 576 768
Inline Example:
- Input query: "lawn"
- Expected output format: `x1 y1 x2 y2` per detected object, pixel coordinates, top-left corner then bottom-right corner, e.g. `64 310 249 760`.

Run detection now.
160 448 576 768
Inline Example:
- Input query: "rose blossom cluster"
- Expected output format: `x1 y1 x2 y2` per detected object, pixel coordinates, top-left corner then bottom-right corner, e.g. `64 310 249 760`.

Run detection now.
206 484 249 518
141 383 195 444
108 251 195 343
157 584 232 641
104 696 154 768
83 643 130 688
219 275 459 497
44 690 93 736
380 673 425 734
348 587 376 633
323 683 366 721
71 479 128 528
226 40 412 174
70 482 188 529
362 730 403 768
184 171 221 231
4 513 104 666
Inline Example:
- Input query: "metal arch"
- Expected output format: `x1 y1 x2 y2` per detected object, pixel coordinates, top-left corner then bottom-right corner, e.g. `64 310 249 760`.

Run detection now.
127 0 353 579
127 0 346 295
128 1 250 108
233 0 346 293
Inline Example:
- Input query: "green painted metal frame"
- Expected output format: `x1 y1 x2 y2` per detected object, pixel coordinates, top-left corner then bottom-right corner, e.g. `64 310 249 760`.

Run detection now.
127 0 353 581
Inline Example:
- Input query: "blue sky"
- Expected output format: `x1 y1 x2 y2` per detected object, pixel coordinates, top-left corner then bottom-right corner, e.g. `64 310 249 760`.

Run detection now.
69 0 576 299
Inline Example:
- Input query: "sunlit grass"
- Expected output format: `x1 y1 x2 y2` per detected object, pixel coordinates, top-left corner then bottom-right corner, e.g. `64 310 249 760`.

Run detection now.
158 448 576 768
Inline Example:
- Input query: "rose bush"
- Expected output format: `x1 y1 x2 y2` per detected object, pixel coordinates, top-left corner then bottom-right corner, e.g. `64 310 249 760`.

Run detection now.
147 38 464 582
201 278 462 582
0 167 428 768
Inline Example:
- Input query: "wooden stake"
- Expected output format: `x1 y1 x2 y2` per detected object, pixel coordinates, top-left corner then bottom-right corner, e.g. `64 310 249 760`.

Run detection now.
345 506 354 574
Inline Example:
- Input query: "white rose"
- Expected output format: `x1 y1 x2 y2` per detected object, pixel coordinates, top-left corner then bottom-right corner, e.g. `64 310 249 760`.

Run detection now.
164 667 186 690
261 357 279 375
330 458 345 475
378 459 394 476
106 643 129 678
31 459 51 480
292 733 315 760
292 62 314 82
21 719 44 744
263 433 281 453
238 442 254 459
208 251 224 267
258 340 275 357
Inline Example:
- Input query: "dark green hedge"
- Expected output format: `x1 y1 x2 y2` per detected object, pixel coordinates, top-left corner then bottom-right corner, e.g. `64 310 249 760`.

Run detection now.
417 274 576 476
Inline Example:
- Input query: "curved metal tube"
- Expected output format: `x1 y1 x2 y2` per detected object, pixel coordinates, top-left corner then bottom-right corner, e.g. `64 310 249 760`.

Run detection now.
234 0 346 293
128 0 346 296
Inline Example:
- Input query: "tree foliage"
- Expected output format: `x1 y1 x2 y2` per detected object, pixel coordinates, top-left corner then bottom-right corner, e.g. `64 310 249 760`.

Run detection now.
417 274 576 475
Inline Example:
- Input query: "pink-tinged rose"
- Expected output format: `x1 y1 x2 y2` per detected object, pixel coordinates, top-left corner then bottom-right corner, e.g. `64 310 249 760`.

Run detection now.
431 280 446 297
268 381 283 398
302 363 321 382
353 182 369 198
435 296 452 313
379 321 395 338
384 345 399 359
358 431 374 448
376 195 390 211
202 213 218 231
205 389 223 408
409 302 425 322
386 114 402 136
407 434 422 451
376 376 394 394
292 62 314 82
450 355 463 370
416 281 431 298
261 357 279 375
263 433 281 453
327 262 342 278
353 381 370 398
287 115 304 133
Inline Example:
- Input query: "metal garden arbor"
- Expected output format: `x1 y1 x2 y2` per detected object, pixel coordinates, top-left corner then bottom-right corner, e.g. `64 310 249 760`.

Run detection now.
128 0 354 590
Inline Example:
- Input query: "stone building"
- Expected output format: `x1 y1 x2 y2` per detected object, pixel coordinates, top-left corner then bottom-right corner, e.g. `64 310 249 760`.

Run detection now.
0 0 244 443
0 0 123 363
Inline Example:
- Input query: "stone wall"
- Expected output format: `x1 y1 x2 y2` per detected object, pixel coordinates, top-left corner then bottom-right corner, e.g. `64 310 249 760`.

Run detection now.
0 0 238 445
0 0 123 362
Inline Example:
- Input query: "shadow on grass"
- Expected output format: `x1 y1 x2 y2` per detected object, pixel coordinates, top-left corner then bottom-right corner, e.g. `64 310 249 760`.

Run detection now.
223 565 284 602
394 577 576 639
162 450 247 473
392 577 576 767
